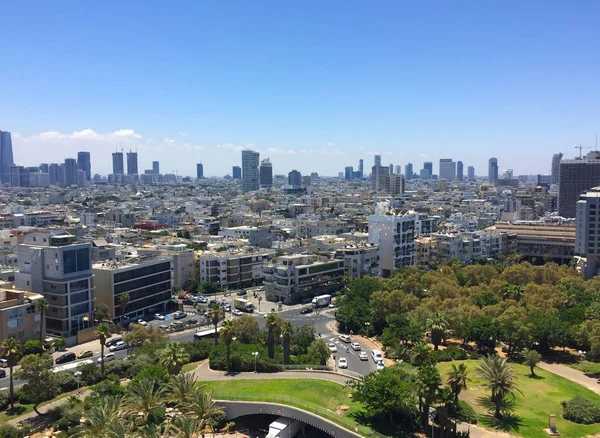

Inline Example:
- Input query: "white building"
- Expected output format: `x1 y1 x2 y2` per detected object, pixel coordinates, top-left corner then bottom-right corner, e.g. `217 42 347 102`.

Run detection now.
576 187 600 279
368 212 416 277
335 244 380 280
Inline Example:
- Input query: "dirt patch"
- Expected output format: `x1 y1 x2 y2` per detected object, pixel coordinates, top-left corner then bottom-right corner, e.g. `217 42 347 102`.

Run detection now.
336 405 350 415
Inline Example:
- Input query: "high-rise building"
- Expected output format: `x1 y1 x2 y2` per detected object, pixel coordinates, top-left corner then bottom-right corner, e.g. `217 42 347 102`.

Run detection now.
488 157 499 183
196 163 204 179
77 151 91 181
232 166 242 179
389 163 394 174
57 163 65 186
288 170 302 188
260 158 273 187
112 152 124 175
552 153 563 185
152 161 160 175
126 152 138 175
559 151 600 218
439 159 456 180
390 173 405 195
419 168 431 179
344 166 354 180
39 163 49 174
368 212 416 276
405 163 413 180
424 162 433 177
64 158 78 186
358 159 364 178
457 161 464 180
49 163 59 185
467 166 475 180
576 187 600 279
374 155 381 167
241 150 260 192
395 165 402 175
9 165 23 187
371 165 390 191
0 131 14 184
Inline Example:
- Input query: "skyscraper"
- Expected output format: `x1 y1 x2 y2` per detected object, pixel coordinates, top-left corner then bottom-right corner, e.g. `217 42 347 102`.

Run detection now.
395 165 402 175
405 163 413 180
456 161 464 180
358 159 364 178
77 151 91 181
260 159 273 187
241 150 260 192
126 152 138 175
439 159 456 180
232 166 241 179
467 166 475 180
196 163 204 179
371 165 389 191
112 152 124 175
488 157 498 183
552 153 563 185
389 163 394 174
0 131 14 184
424 162 433 178
559 151 600 218
374 155 381 167
48 163 59 185
64 158 78 186
152 161 160 175
345 166 354 180
288 170 302 188
39 163 49 174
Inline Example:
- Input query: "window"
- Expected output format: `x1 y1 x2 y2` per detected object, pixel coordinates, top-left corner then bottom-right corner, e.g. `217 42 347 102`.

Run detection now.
63 248 90 274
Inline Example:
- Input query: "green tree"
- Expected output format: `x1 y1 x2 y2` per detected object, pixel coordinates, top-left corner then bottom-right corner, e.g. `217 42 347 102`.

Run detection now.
207 305 224 345
95 323 110 378
307 339 331 365
426 312 448 350
412 341 432 366
524 349 542 377
469 315 500 350
122 324 167 346
123 377 167 422
184 278 199 294
52 337 67 352
72 396 121 437
1 338 22 409
15 354 57 415
35 298 49 343
202 282 219 296
265 312 283 359
22 339 44 356
220 320 236 372
158 342 190 374
416 363 442 430
281 321 293 365
231 315 259 344
118 293 130 323
476 355 521 419
94 303 110 323
447 363 470 402
182 387 225 437
168 373 199 406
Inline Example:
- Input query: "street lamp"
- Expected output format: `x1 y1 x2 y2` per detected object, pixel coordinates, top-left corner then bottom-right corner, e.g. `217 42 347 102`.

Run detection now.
252 351 259 373
74 370 82 394
364 322 371 338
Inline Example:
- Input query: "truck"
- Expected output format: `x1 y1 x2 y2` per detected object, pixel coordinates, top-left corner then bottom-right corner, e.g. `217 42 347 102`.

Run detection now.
266 417 303 438
234 298 255 313
311 294 332 308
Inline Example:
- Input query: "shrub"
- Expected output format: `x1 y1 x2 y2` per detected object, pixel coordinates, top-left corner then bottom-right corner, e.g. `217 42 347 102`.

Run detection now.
54 371 79 393
209 343 283 373
78 362 102 386
13 388 33 405
0 391 10 411
184 339 213 362
131 364 169 387
562 396 600 424
455 400 478 424
430 346 468 363
104 359 131 378
0 424 22 438
22 340 44 356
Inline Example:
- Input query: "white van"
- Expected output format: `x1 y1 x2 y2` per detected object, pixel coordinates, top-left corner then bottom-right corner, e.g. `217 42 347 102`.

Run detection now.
371 349 383 363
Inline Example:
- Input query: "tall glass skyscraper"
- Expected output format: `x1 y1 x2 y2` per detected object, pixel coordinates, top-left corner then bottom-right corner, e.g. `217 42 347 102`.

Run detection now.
112 152 124 175
77 151 91 181
241 150 259 192
126 152 138 175
0 131 15 184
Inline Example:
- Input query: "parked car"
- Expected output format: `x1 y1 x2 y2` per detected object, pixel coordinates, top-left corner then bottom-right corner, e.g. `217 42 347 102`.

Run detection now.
182 299 196 306
232 309 242 316
338 357 348 369
173 311 187 320
237 290 247 297
109 341 127 352
328 343 337 353
376 360 385 371
359 352 368 361
0 369 6 378
300 307 313 314
0 359 8 368
97 353 116 363
137 319 148 326
154 313 165 320
198 296 208 303
106 337 122 348
351 342 361 351
55 352 77 364
187 318 199 325
78 350 93 359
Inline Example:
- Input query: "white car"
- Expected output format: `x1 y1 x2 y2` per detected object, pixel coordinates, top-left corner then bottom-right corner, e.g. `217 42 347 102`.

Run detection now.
359 352 368 361
109 341 127 352
338 357 348 369
232 309 242 316
328 343 337 353
137 319 148 326
154 313 165 320
351 342 361 351
97 352 116 363
376 360 385 371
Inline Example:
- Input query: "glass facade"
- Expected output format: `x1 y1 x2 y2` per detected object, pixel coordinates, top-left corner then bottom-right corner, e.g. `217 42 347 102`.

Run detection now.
63 248 91 274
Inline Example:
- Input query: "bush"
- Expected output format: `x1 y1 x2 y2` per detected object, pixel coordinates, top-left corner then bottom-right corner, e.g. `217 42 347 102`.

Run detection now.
104 359 131 378
54 371 79 393
0 424 22 438
78 362 102 386
22 340 44 356
0 391 10 411
562 396 600 424
455 400 478 424
184 339 213 362
209 343 283 373
131 364 169 387
13 388 33 405
430 346 468 363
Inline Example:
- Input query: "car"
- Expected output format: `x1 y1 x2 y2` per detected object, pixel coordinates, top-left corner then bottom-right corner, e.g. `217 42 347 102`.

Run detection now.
328 343 337 353
198 296 208 303
359 352 368 361
351 342 361 351
187 318 199 325
105 337 122 348
224 305 231 312
300 307 313 314
338 357 348 369
328 303 335 308
55 352 77 364
97 353 116 363
182 299 196 305
109 341 127 352
173 311 187 320
137 319 148 326
232 309 242 316
376 360 385 371
78 350 93 359
338 334 351 343
0 359 8 368
0 369 6 378
237 290 247 296
154 313 165 320
371 349 383 363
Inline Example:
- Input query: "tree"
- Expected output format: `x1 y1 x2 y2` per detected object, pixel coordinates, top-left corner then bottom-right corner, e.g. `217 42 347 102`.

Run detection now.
52 337 67 352
94 303 110 323
412 341 432 366
220 320 235 372
281 321 293 365
476 355 521 419
184 278 199 294
202 282 219 296
118 293 130 323
183 387 225 437
207 305 224 345
417 363 442 430
232 315 259 344
168 373 199 406
22 339 44 356
159 342 190 374
291 325 316 355
122 324 167 346
123 377 167 422
447 363 470 402
1 338 22 409
35 298 49 343
15 354 57 415
426 312 448 350
265 313 283 359
469 315 501 350
307 339 331 365
95 323 110 378
524 349 542 377
72 396 121 437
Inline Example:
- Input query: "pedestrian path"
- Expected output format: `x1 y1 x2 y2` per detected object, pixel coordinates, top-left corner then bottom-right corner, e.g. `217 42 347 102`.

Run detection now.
538 361 600 394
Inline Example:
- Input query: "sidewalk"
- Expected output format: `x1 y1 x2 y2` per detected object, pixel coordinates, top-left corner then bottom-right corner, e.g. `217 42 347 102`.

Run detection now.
539 362 600 394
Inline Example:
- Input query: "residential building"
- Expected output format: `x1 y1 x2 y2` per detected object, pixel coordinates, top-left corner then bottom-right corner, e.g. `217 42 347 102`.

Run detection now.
152 161 160 174
424 162 433 178
467 166 475 180
559 152 600 218
260 159 273 187
439 159 456 180
358 159 364 178
368 212 416 276
242 150 260 192
93 255 173 321
405 163 413 180
0 131 14 184
196 163 204 179
199 249 276 289
335 244 380 280
552 153 563 185
250 226 277 248
0 282 44 343
488 157 498 183
371 165 389 192
344 166 354 180
457 161 464 180
126 152 138 175
575 187 600 279
138 245 195 289
64 158 77 186
390 173 405 195
232 166 242 179
112 152 124 175
77 151 91 181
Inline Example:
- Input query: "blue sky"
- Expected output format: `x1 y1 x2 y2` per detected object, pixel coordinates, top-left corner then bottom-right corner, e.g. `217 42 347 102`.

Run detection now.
1 1 599 177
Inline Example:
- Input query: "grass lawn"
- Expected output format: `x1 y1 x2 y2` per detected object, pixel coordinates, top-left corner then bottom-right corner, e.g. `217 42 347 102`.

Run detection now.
569 360 600 377
438 360 600 438
202 379 378 436
181 361 203 373
0 404 34 424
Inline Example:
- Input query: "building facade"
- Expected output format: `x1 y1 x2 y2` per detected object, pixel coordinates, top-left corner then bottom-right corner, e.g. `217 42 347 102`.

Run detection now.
0 131 14 184
368 212 416 276
77 151 91 181
199 249 276 290
260 159 273 187
242 150 260 192
559 152 600 218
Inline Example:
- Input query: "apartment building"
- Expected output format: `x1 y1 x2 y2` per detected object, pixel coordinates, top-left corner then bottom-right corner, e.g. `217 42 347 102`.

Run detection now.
368 212 416 276
334 244 380 280
575 187 600 279
93 255 173 321
14 231 95 342
199 249 276 289
0 282 44 343
263 254 345 305
138 245 194 288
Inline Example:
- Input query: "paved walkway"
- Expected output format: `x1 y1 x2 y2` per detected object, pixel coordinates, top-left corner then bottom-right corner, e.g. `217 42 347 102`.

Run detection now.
539 362 600 393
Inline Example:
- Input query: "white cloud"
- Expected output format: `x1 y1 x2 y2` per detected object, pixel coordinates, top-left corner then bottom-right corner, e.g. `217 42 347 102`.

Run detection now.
177 132 188 137
163 138 175 143
327 142 335 147
419 153 430 158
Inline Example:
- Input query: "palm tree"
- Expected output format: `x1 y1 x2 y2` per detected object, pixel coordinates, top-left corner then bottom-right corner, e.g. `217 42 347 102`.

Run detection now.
220 320 236 372
183 388 225 438
72 396 121 437
176 417 201 438
1 337 21 409
412 341 431 366
118 293 130 323
447 363 470 402
168 373 201 406
434 386 457 437
207 305 224 345
476 355 522 419
158 342 190 375
95 323 110 378
265 312 282 359
281 321 293 365
35 297 49 344
416 363 441 430
426 311 448 350
136 423 177 438
123 378 167 422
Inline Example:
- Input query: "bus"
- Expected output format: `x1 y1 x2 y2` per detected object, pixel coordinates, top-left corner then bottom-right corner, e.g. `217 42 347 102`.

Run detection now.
193 326 223 340
52 359 94 373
